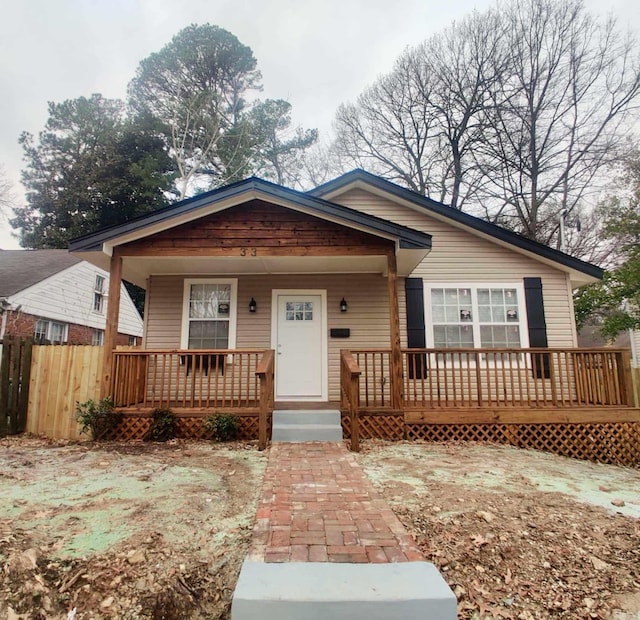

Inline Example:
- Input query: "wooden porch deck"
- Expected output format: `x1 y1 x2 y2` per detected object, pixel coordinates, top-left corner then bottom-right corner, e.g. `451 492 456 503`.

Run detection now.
108 346 640 464
340 348 640 462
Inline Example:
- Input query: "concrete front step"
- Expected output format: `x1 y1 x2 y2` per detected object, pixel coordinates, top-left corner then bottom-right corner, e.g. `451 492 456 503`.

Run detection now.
272 410 343 442
273 410 341 425
231 561 457 620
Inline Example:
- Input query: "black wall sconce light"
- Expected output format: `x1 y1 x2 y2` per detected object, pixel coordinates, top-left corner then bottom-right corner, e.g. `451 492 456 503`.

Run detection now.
249 297 257 313
340 297 348 313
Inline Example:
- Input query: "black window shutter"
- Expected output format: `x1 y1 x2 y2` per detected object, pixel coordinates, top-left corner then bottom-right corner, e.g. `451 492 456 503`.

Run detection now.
523 277 550 378
405 278 427 379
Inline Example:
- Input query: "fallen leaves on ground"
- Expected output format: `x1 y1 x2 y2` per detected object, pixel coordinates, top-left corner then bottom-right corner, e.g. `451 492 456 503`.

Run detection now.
358 440 640 620
0 436 266 620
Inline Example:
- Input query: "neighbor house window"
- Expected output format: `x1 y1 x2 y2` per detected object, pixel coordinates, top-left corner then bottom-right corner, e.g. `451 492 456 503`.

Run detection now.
93 275 105 313
181 279 237 349
128 336 137 346
34 319 68 344
427 285 528 349
92 329 104 346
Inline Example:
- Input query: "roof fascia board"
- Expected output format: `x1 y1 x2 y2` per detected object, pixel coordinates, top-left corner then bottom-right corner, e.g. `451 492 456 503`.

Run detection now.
102 190 259 255
313 173 602 282
71 179 431 255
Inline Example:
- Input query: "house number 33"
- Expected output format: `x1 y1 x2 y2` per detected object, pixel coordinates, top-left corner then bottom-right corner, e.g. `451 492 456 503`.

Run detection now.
240 247 257 256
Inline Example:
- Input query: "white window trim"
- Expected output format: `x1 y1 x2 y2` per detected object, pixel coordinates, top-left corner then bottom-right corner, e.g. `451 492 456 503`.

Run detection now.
180 278 238 350
92 329 105 346
424 282 530 350
93 274 106 314
34 319 69 344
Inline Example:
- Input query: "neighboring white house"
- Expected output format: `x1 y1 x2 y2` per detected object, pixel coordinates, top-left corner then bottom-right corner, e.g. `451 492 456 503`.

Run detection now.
0 249 143 345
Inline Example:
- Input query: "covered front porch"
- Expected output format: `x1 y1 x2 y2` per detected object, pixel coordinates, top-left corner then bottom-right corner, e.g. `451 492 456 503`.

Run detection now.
340 347 639 454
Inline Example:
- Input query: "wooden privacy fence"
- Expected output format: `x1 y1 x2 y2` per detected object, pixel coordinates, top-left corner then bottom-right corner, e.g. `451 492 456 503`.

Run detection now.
0 337 33 437
26 345 102 439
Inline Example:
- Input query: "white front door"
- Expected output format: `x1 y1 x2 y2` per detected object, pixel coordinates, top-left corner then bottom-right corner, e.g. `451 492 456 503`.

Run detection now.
272 291 327 401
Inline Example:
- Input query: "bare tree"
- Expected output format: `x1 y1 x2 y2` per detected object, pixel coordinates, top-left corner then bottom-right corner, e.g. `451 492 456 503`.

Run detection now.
0 165 16 221
334 8 509 209
298 141 348 189
477 0 640 241
335 57 442 197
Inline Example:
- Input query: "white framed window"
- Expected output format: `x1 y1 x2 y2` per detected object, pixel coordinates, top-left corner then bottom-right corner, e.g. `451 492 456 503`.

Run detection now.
34 319 47 343
128 336 137 346
181 279 238 350
34 319 68 344
426 284 529 350
93 275 106 313
92 329 104 346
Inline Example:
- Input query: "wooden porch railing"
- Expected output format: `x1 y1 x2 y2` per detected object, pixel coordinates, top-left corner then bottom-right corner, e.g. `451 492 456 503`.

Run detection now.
256 349 275 450
344 348 634 412
404 348 632 409
111 349 271 412
340 350 362 451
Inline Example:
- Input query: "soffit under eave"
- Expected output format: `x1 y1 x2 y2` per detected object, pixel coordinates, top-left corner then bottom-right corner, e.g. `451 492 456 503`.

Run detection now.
70 248 430 290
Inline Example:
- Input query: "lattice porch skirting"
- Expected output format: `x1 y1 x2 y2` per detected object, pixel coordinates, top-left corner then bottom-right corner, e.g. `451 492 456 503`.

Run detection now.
107 414 268 442
341 412 640 467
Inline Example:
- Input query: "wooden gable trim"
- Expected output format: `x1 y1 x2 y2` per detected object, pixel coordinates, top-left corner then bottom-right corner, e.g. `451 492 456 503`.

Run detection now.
118 200 395 258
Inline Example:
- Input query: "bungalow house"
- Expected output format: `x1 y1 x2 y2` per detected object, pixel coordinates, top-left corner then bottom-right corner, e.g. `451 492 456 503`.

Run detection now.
69 170 639 455
0 249 143 346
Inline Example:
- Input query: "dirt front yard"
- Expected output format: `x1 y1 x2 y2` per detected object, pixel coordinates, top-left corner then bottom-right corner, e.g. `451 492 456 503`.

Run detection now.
0 437 267 620
1 436 639 620
356 441 640 620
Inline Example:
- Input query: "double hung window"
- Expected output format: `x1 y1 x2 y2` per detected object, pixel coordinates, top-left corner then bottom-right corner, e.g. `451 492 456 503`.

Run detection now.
181 279 237 350
92 329 104 346
93 275 105 313
34 319 68 344
428 285 527 350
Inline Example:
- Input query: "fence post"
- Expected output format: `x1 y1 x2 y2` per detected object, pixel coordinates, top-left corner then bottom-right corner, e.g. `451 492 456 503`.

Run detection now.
619 349 634 406
15 339 33 434
0 339 7 437
256 350 274 451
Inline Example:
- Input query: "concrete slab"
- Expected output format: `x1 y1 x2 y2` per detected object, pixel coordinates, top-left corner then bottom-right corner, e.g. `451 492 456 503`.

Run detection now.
231 560 457 620
271 423 343 442
272 410 343 442
273 410 341 425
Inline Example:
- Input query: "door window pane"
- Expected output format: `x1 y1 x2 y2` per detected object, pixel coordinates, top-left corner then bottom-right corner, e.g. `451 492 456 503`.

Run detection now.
285 300 313 321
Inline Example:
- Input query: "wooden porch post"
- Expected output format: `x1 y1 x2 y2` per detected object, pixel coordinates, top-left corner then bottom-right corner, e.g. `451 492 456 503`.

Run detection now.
100 250 122 399
387 252 404 410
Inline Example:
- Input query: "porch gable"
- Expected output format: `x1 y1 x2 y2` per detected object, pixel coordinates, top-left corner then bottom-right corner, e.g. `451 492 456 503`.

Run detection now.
119 200 396 257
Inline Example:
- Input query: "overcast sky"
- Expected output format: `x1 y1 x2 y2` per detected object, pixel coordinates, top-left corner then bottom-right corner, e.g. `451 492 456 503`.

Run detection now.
1 0 638 249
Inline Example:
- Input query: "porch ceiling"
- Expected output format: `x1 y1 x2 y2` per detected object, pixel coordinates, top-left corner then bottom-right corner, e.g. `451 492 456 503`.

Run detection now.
115 251 426 288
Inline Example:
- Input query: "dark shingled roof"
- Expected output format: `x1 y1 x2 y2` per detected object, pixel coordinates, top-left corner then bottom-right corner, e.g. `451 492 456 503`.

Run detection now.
310 169 604 281
0 249 80 298
69 176 432 252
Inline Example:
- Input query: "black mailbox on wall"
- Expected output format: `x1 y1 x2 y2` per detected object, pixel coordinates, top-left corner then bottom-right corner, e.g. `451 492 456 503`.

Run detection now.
330 328 350 338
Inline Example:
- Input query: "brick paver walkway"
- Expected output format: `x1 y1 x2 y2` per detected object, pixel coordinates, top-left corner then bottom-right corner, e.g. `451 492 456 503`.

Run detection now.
248 442 425 564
